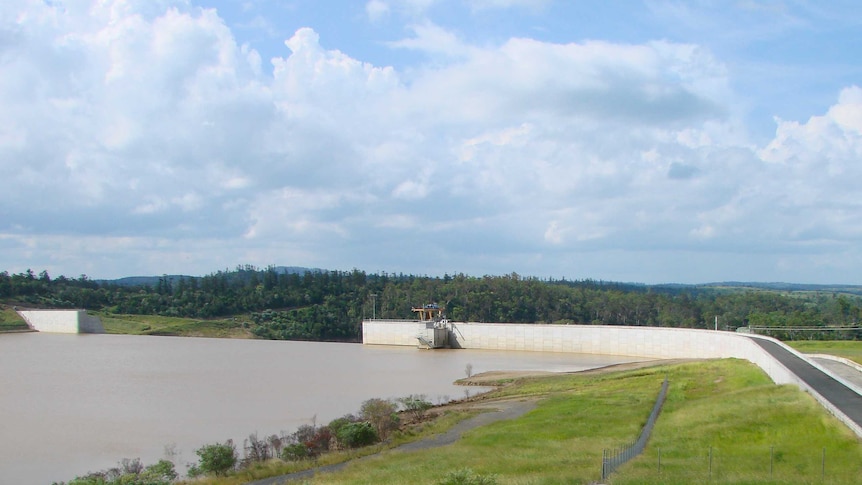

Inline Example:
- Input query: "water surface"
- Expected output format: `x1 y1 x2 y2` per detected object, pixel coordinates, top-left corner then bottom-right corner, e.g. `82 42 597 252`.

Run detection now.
0 333 641 484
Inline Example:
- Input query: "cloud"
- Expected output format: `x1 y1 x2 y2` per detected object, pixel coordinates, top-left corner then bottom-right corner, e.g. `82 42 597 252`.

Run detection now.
2 1 861 283
365 0 391 22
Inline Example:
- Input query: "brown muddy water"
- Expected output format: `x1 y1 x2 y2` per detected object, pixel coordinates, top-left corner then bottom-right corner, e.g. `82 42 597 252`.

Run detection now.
0 332 641 484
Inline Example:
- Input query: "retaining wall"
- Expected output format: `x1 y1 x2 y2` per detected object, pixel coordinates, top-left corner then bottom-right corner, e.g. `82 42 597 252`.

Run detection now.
363 320 797 385
16 310 105 334
364 320 862 438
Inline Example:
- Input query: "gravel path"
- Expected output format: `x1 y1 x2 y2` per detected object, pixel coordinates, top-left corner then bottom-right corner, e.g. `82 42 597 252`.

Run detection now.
245 399 537 485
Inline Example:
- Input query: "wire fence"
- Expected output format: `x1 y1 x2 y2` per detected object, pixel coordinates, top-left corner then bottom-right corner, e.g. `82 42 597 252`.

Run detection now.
601 377 669 481
624 445 850 483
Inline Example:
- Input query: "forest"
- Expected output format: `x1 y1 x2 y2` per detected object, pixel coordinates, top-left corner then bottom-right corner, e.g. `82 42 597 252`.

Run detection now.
2 266 861 342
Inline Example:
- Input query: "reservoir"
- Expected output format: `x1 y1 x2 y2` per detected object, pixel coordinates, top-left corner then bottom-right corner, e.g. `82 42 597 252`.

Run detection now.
0 333 641 484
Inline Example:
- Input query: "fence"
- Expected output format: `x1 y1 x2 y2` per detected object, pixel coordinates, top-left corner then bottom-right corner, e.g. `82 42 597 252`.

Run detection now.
601 377 669 481
630 445 848 483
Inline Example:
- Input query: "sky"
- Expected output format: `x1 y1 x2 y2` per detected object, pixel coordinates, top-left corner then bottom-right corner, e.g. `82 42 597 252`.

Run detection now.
1 0 862 284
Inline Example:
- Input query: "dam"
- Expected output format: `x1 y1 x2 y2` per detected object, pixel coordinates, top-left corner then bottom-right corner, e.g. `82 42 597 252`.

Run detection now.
362 319 862 438
16 309 104 333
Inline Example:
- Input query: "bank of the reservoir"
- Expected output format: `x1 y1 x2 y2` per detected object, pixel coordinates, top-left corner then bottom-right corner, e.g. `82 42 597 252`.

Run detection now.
362 319 862 437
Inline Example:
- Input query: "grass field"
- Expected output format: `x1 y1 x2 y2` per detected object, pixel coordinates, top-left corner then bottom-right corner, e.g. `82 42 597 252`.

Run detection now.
179 359 862 485
96 312 253 338
787 340 862 364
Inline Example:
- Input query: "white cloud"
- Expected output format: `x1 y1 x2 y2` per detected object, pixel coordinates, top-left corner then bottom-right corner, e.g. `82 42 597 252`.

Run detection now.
2 1 862 283
365 0 390 22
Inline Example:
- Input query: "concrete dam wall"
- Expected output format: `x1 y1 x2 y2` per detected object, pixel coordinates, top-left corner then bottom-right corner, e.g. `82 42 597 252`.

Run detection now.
364 319 862 435
17 310 104 334
362 320 800 386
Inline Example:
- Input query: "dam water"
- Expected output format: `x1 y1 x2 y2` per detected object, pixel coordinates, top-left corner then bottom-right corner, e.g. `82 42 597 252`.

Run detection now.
0 333 640 484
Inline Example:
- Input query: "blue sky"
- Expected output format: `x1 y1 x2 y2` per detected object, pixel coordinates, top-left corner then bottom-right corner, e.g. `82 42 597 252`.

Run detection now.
2 0 862 283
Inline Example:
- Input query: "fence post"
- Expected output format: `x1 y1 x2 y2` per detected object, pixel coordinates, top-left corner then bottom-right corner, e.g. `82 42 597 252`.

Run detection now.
708 446 712 481
598 378 669 481
601 449 606 482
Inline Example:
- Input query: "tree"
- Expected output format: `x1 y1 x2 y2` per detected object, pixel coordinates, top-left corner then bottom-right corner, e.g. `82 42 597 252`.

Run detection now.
194 441 237 476
360 398 399 440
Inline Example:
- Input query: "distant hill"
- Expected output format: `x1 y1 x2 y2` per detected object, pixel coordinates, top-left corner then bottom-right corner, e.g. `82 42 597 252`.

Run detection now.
98 266 321 287
699 282 862 296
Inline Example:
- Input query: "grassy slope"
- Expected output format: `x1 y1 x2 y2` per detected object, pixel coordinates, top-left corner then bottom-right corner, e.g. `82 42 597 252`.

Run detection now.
787 340 862 364
0 306 29 331
188 360 862 485
96 313 253 338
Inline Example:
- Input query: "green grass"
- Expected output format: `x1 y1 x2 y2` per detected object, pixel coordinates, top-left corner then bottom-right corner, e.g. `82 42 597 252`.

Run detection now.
209 359 858 485
0 306 29 331
786 340 862 364
96 312 253 338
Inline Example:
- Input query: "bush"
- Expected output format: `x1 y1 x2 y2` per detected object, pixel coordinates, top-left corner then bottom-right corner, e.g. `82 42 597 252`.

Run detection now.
281 443 309 461
327 415 356 436
54 459 176 485
194 441 237 476
360 398 399 440
398 394 433 420
336 421 379 448
437 468 498 485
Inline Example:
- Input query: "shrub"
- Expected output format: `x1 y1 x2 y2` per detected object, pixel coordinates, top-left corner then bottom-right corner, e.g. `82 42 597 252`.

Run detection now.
398 394 433 420
194 441 237 476
360 398 399 440
141 460 177 482
336 421 379 448
281 443 309 461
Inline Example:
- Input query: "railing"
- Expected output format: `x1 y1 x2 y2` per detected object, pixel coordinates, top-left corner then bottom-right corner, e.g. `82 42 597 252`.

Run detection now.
601 377 669 481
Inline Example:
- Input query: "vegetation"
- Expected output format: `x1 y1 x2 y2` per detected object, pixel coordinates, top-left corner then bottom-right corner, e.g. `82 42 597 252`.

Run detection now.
189 442 237 477
53 458 177 485
787 340 862 364
97 313 253 338
3 266 862 342
0 305 28 331
50 359 862 484
293 360 862 484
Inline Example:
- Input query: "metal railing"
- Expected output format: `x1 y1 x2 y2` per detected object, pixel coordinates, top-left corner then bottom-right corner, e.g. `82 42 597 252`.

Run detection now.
601 377 669 481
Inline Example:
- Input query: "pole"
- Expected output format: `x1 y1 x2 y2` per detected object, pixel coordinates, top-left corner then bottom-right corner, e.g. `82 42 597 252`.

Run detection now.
709 446 712 480
370 293 377 320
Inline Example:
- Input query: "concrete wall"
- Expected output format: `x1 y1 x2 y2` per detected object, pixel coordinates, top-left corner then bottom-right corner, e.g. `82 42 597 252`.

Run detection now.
363 320 799 385
363 320 862 437
17 310 105 334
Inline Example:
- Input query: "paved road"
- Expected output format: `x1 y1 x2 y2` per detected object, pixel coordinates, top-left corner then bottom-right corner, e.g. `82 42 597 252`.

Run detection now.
812 357 862 390
246 399 537 485
749 338 862 428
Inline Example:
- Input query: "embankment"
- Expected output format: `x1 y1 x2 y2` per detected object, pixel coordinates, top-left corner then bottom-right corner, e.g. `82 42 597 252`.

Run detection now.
362 320 862 437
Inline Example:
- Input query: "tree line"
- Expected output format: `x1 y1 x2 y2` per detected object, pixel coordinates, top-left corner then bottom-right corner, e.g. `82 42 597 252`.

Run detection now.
3 266 862 341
